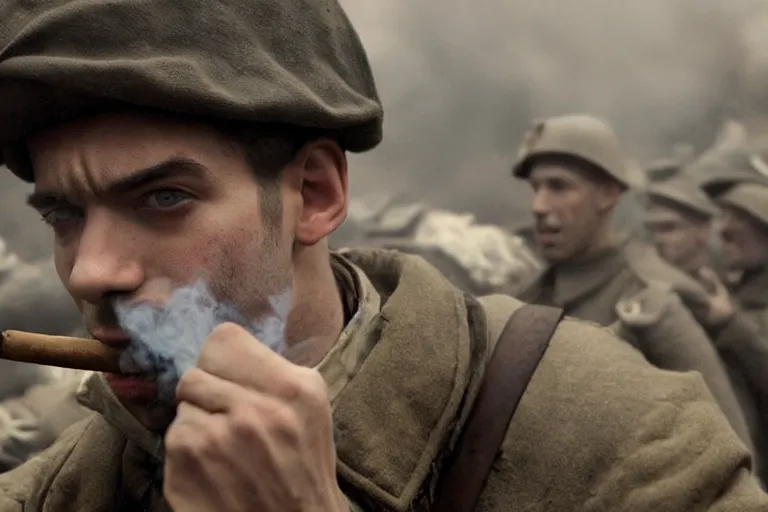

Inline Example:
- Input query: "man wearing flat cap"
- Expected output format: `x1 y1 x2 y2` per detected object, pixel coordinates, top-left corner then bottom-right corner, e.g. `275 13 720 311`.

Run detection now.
0 1 766 510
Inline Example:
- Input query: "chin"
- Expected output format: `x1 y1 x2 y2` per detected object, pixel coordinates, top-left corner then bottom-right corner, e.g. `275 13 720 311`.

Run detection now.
540 248 568 265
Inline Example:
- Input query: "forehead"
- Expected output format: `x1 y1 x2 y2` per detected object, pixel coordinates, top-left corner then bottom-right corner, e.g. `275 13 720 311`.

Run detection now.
719 204 752 223
26 111 235 192
528 161 593 185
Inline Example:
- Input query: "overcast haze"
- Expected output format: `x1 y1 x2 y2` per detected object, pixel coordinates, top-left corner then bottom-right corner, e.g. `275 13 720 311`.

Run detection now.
2 1 767 259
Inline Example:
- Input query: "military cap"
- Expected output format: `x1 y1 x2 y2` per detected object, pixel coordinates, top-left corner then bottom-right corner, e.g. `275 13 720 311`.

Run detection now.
716 182 768 228
644 175 718 221
0 0 383 181
512 114 631 189
645 158 683 183
644 145 695 184
694 146 768 198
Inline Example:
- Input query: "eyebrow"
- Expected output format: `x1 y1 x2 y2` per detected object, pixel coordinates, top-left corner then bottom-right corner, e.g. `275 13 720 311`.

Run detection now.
26 157 211 210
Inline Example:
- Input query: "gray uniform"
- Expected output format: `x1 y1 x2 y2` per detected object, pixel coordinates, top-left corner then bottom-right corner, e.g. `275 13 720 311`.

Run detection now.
709 183 768 485
516 236 752 448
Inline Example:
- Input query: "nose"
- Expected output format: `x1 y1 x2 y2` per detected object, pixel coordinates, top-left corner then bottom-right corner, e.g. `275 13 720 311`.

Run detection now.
65 213 144 305
531 189 551 218
714 213 733 238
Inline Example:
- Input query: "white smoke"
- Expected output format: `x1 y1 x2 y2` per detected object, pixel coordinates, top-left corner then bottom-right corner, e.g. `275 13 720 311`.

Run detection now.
113 278 291 401
412 209 543 289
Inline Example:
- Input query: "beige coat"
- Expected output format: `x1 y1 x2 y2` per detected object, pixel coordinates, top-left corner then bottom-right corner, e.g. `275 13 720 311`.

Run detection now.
0 249 764 511
515 239 752 446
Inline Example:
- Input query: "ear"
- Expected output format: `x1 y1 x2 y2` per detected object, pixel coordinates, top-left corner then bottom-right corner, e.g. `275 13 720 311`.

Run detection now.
595 181 621 214
293 139 348 246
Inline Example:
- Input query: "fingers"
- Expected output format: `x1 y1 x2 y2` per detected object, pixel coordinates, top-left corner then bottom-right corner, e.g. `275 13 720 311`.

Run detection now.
699 267 727 296
196 322 296 391
175 368 246 412
698 266 716 284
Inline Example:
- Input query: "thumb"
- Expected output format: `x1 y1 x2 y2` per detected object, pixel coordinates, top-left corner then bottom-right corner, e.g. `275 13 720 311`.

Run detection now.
699 267 727 297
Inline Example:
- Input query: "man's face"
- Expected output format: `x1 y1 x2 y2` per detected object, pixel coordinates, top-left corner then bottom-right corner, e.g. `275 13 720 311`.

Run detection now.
643 203 711 271
528 162 617 264
718 205 768 271
24 111 342 430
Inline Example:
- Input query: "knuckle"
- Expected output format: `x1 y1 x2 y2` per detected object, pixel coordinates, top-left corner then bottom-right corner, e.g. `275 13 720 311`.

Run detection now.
176 368 206 396
260 403 302 445
197 323 249 364
164 424 196 459
208 322 247 346
166 421 228 461
199 422 229 457
230 407 264 442
290 368 329 405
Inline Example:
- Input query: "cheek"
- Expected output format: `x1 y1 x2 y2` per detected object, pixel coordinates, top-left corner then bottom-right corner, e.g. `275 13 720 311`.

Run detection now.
649 233 668 247
142 206 267 285
563 200 596 231
53 244 73 284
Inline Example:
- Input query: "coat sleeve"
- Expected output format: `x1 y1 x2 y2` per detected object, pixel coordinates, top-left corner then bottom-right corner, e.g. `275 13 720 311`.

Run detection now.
713 309 768 402
614 284 753 450
583 374 766 512
482 318 768 512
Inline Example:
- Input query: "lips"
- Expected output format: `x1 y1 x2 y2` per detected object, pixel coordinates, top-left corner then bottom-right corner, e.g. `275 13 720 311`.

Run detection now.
90 326 132 348
104 373 159 400
535 226 560 243
89 327 147 375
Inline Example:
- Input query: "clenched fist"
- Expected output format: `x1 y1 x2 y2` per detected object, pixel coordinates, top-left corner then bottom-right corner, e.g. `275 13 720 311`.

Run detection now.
163 323 348 512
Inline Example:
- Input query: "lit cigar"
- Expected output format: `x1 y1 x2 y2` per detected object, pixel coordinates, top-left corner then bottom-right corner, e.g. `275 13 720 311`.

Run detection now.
0 330 124 374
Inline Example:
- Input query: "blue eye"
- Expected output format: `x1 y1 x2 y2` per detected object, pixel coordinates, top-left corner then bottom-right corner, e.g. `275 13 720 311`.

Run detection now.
144 190 193 210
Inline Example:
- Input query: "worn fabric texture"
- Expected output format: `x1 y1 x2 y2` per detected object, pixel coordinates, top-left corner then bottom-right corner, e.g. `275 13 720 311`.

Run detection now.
0 249 765 510
611 286 753 452
514 237 750 445
0 0 382 180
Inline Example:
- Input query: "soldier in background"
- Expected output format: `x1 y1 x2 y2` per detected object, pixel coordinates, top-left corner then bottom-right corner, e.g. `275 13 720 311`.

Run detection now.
511 114 751 446
0 237 90 472
1 0 767 507
701 182 768 486
643 174 721 284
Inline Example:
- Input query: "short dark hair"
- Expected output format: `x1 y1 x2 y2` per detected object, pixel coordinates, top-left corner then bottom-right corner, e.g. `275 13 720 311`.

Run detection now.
214 121 339 226
167 110 343 227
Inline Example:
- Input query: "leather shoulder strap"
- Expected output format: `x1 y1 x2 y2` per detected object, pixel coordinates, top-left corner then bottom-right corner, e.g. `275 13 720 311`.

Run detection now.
433 304 564 512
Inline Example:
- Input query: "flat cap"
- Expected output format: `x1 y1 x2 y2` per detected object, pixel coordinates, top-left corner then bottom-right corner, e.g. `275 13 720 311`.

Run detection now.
717 182 768 228
0 0 383 181
645 175 718 219
693 147 768 198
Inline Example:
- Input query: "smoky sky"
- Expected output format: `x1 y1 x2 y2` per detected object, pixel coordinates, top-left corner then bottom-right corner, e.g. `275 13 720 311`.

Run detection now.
2 0 766 258
340 0 762 225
